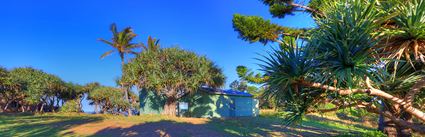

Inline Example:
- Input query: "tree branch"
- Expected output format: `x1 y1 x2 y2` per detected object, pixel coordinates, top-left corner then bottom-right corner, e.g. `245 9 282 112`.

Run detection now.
299 80 367 95
288 2 323 17
381 111 425 134
306 100 361 114
365 77 425 123
405 77 425 106
299 78 425 123
353 100 425 134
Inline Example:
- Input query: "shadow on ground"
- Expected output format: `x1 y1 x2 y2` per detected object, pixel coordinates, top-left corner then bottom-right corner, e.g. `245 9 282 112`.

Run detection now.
306 114 375 131
0 113 374 137
88 116 369 137
0 113 103 137
90 120 226 137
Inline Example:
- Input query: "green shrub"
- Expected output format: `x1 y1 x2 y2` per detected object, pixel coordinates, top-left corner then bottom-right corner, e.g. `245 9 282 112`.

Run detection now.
60 99 80 112
337 130 387 137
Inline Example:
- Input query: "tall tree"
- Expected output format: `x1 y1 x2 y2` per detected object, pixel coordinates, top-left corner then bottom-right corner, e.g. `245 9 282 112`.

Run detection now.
98 23 140 116
88 86 130 114
233 0 425 136
122 47 225 115
229 80 247 91
0 66 101 113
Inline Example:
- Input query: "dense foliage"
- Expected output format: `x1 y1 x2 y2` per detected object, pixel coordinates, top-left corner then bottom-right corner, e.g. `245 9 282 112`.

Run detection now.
99 23 141 116
233 0 425 136
0 67 89 113
87 86 138 114
123 47 225 115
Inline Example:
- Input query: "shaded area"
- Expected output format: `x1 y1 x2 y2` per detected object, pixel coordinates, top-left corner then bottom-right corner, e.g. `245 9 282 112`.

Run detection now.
0 113 380 137
90 115 374 137
206 116 371 137
307 114 376 130
188 93 232 118
139 90 166 114
91 120 228 137
0 113 103 137
141 88 257 118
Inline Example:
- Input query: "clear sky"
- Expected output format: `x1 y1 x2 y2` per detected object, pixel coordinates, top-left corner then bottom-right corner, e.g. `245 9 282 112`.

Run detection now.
0 0 314 112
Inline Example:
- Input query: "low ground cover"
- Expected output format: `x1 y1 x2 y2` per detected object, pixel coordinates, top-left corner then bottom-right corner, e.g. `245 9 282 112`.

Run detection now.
0 111 384 137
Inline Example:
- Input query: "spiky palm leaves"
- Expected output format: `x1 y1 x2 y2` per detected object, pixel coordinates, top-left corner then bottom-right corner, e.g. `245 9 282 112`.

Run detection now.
140 36 160 52
259 38 316 124
0 67 10 91
99 23 141 116
99 23 140 60
310 0 382 89
122 47 225 96
379 0 425 67
259 0 382 125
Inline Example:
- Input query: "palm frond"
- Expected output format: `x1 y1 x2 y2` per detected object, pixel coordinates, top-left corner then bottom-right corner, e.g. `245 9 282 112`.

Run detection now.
379 0 425 67
310 0 381 89
100 50 114 59
259 37 317 125
98 38 114 47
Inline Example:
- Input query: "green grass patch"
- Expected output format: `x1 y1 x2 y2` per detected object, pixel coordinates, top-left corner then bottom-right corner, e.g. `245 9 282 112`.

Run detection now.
0 112 385 137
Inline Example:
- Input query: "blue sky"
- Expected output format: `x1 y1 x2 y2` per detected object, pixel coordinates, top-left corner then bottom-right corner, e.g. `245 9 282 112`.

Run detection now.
0 0 314 112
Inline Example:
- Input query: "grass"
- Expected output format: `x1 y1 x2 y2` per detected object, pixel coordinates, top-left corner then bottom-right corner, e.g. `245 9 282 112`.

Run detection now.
0 111 385 137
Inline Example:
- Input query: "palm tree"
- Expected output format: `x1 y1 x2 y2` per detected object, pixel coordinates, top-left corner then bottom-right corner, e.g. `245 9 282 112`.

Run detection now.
379 0 425 72
98 23 139 116
258 1 425 135
140 36 160 52
122 47 225 115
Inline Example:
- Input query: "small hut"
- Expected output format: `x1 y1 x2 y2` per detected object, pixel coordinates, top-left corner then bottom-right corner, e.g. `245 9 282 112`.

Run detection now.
139 87 259 118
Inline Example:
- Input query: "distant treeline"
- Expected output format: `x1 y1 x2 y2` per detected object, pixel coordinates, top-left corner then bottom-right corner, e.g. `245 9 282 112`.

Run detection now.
0 67 138 114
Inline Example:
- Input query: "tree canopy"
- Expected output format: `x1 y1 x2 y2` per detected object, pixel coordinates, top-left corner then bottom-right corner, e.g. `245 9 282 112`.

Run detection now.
123 47 225 115
233 0 425 136
87 86 138 114
0 67 95 113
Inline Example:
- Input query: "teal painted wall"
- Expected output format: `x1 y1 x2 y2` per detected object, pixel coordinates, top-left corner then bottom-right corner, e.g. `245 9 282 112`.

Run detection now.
139 89 257 117
187 92 232 118
233 96 253 117
253 99 260 117
139 90 165 114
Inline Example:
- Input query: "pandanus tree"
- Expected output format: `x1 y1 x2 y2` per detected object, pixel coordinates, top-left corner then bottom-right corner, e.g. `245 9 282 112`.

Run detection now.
88 86 131 114
0 66 100 113
233 0 425 136
0 67 78 112
0 67 23 112
8 67 64 112
122 47 225 115
99 23 140 116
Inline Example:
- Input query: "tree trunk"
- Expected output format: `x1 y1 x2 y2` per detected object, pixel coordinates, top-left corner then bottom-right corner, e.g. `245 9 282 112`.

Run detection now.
379 102 398 137
78 98 82 113
51 98 55 113
163 97 177 116
3 101 10 111
397 112 412 137
301 80 425 123
379 102 414 137
120 58 132 116
383 115 398 137
56 98 60 108
124 88 132 116
21 105 25 112
40 103 44 113
95 102 99 114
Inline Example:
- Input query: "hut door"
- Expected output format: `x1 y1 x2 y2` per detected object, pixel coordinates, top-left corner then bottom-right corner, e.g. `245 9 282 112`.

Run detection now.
230 98 236 117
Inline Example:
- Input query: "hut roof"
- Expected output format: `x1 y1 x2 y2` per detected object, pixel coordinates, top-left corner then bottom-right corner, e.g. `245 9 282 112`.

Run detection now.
200 87 253 97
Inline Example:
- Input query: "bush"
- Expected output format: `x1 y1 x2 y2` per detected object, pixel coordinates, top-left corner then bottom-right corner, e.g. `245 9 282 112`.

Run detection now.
337 130 387 137
60 99 80 112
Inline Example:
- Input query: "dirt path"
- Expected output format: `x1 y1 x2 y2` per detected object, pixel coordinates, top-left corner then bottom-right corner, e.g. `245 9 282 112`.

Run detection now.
39 113 377 137
64 118 230 137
